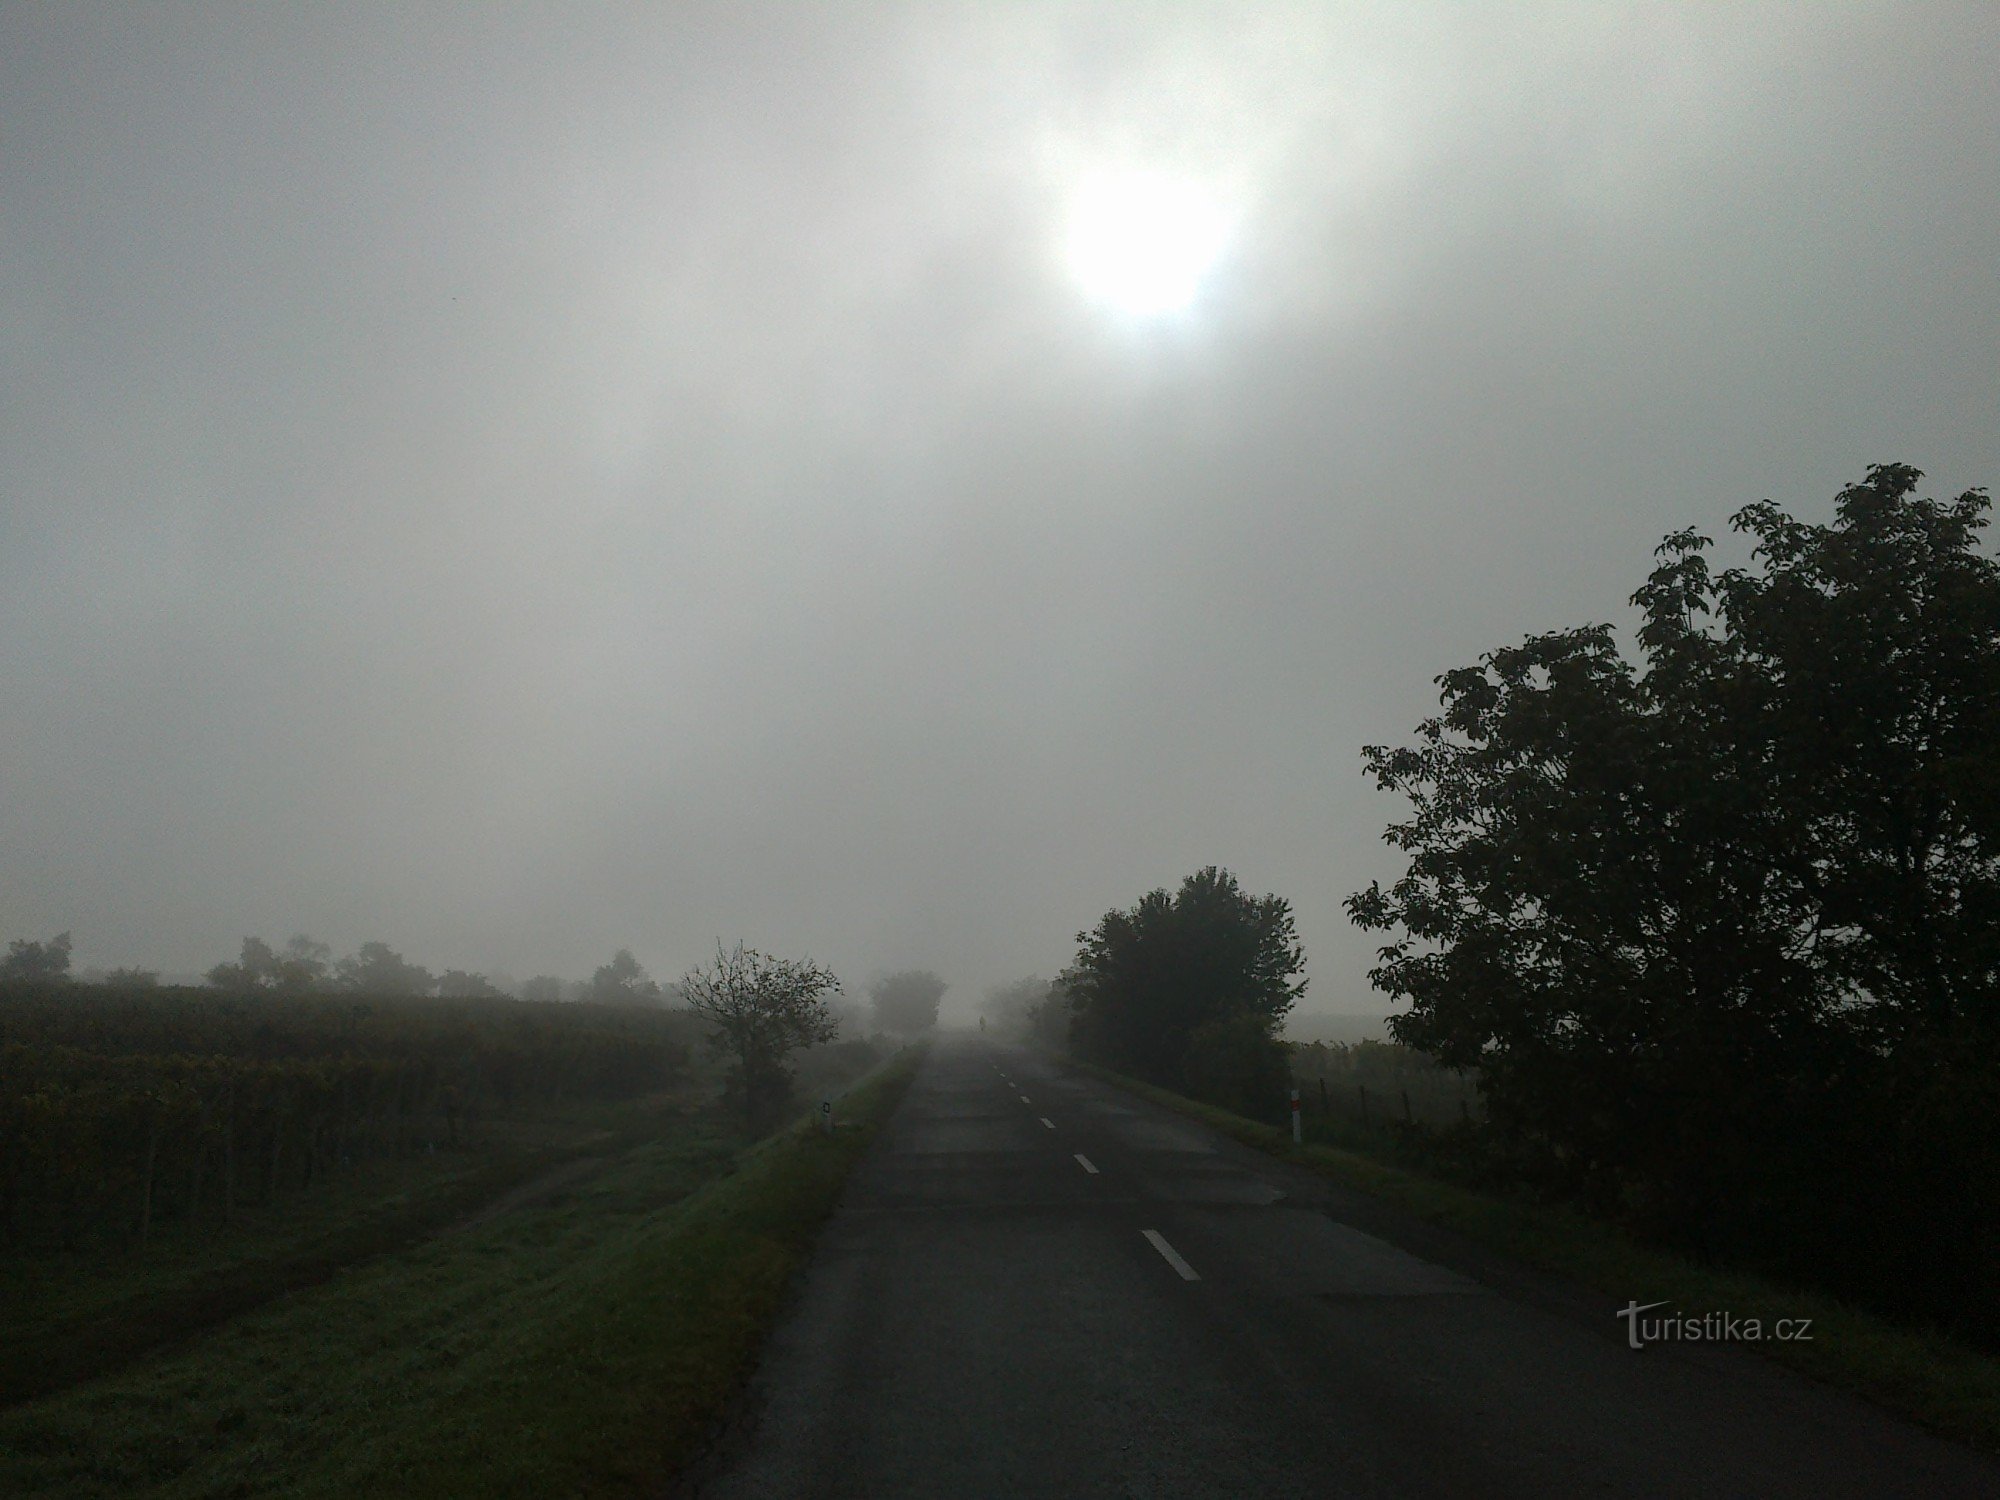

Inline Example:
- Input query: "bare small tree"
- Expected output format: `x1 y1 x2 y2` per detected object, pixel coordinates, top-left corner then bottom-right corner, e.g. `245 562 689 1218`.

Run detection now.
680 942 842 1125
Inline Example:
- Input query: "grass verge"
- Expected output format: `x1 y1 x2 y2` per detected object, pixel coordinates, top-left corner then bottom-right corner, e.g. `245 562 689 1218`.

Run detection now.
1065 1057 2000 1453
0 1097 681 1409
0 1048 922 1498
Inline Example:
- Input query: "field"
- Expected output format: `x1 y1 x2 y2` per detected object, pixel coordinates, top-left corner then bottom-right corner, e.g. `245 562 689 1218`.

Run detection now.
0 981 895 1467
0 1047 920 1496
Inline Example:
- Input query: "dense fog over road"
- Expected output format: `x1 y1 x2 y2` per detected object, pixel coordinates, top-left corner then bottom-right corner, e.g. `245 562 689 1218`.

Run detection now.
4 2 1995 1006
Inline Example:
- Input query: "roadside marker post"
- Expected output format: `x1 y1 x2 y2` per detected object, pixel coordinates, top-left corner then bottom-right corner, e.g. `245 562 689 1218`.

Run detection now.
1290 1088 1302 1145
822 1100 834 1135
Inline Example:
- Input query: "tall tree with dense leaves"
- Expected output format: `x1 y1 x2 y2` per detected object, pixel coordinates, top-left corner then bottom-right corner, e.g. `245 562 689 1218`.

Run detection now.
1349 465 2000 1340
1067 867 1305 1113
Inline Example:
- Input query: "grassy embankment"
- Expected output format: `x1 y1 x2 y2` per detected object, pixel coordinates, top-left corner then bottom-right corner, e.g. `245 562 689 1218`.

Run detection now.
1066 1057 2000 1454
0 1095 679 1409
0 1048 921 1498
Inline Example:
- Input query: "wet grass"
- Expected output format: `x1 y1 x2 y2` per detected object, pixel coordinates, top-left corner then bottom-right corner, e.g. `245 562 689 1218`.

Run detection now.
0 1051 921 1497
0 1096 682 1408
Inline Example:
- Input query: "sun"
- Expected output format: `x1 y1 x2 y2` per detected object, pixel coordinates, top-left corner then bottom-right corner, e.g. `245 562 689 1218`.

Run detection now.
1063 172 1232 317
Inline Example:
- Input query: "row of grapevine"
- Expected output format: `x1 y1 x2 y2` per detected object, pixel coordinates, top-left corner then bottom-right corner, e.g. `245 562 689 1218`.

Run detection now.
0 984 699 1253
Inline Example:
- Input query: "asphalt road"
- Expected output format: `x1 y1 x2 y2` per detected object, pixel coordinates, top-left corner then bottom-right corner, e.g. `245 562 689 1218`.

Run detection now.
690 1037 2000 1498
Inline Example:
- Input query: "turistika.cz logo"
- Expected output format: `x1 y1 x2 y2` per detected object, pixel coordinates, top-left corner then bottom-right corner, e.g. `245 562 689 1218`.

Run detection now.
1617 1301 1814 1350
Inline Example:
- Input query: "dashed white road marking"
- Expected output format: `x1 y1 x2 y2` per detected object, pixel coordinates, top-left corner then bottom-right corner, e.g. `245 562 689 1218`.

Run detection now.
1073 1153 1099 1174
1040 1117 1055 1130
1142 1229 1200 1281
1019 1094 1032 1105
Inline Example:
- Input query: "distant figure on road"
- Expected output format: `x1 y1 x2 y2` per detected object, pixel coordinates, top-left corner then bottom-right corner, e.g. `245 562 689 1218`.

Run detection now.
978 1015 986 1033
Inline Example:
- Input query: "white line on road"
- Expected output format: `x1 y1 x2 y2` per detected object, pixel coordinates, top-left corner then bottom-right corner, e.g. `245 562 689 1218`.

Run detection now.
1074 1153 1099 1174
1142 1229 1200 1281
1019 1094 1031 1105
1040 1117 1055 1129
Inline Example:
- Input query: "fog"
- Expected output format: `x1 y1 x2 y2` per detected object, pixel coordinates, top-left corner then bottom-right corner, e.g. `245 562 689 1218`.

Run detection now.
4 3 1995 1015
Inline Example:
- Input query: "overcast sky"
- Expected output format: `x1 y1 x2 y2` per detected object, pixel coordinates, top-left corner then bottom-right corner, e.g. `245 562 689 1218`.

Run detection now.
4 2 1996 1014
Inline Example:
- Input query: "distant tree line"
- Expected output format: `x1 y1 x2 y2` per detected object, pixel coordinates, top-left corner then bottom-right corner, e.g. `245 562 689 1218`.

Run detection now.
0 929 677 1008
1349 465 2000 1346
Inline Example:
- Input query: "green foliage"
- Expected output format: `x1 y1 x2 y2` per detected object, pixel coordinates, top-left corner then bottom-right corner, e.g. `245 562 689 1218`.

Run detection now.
1066 866 1305 1109
680 943 841 1127
1181 1008 1292 1121
0 985 694 1260
1349 464 2000 1344
867 969 947 1034
1 933 72 983
588 949 662 1004
0 1049 921 1497
207 934 332 992
333 941 433 996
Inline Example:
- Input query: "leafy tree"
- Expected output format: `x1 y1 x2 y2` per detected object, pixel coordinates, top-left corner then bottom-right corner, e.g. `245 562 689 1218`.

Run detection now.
333 941 433 996
680 942 841 1125
1066 867 1306 1112
275 935 332 990
207 935 333 992
208 937 278 992
101 966 159 988
0 931 72 983
1348 465 2000 1339
869 969 947 1034
590 948 662 1003
518 975 564 1003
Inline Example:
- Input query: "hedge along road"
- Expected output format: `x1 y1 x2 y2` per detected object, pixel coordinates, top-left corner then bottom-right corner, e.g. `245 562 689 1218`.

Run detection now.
687 1035 2000 1499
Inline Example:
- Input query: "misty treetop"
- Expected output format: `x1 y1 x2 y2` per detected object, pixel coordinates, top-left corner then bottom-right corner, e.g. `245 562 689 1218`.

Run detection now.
680 942 842 1126
1348 464 2000 1344
590 948 664 1003
868 970 947 1035
1064 866 1305 1118
0 933 72 984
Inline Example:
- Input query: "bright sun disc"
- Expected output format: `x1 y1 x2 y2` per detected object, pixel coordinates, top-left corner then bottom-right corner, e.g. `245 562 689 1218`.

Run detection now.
1064 173 1230 317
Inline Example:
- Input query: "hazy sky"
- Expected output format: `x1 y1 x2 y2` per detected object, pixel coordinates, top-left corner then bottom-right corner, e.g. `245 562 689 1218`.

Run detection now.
5 2 1996 1013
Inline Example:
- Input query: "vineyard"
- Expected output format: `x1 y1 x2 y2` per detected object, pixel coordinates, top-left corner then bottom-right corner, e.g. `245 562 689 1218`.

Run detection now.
1289 1038 1483 1130
0 983 703 1255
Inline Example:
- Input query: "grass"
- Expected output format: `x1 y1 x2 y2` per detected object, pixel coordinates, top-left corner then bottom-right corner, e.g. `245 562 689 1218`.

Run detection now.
1066 1057 2000 1454
0 1095 682 1408
0 1049 922 1497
